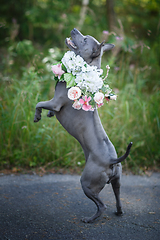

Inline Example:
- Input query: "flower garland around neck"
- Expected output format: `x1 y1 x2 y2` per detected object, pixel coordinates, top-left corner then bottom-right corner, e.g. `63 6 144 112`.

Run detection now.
51 51 117 111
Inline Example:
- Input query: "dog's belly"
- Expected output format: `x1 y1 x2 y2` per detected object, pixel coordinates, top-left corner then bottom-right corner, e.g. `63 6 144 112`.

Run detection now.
55 105 95 141
55 105 117 163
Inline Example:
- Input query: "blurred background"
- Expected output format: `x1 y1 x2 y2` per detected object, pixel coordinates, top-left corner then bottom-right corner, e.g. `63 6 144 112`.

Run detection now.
0 0 159 174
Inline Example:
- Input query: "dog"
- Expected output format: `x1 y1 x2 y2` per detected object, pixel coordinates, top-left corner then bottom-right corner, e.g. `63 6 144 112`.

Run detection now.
34 28 132 223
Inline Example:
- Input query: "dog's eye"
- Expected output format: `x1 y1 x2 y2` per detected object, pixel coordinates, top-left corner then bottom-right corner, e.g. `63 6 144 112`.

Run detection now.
84 38 87 42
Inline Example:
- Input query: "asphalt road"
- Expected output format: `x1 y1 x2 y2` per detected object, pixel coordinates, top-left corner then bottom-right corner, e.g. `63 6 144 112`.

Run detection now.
0 173 160 240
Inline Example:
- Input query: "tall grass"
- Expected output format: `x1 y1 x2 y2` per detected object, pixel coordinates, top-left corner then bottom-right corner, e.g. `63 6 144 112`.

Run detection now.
0 46 159 173
101 53 160 172
0 66 84 170
99 83 160 172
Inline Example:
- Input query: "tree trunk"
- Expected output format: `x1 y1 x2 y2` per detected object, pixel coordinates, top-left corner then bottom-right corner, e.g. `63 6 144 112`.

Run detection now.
106 0 116 31
77 0 89 30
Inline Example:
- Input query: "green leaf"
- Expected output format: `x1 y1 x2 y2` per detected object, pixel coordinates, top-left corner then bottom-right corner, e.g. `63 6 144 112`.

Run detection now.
62 63 67 72
64 73 76 88
101 85 107 93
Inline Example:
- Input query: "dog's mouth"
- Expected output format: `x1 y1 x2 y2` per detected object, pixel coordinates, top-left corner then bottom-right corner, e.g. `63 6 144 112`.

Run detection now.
66 37 77 49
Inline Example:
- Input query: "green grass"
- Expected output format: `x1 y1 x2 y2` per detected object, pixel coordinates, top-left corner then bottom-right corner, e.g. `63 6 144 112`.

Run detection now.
0 47 159 174
99 86 160 172
0 66 84 170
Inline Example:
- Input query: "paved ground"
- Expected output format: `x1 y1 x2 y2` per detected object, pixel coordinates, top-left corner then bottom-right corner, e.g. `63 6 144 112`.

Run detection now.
0 173 160 240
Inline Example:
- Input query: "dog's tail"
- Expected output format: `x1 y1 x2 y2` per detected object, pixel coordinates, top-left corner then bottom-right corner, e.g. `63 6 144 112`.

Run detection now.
110 142 133 165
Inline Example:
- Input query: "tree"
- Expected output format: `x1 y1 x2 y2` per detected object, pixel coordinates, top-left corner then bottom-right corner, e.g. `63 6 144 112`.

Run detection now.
77 0 89 30
106 0 117 30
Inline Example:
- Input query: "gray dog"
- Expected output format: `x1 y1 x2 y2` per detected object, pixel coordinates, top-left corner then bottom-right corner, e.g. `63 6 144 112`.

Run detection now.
34 28 132 223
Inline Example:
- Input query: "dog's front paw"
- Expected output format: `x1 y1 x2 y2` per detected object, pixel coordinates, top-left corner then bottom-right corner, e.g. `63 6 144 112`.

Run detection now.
34 108 42 122
34 114 41 122
47 110 55 118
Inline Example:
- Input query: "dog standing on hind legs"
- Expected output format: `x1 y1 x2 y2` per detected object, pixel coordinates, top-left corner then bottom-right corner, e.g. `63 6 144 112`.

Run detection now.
34 28 132 223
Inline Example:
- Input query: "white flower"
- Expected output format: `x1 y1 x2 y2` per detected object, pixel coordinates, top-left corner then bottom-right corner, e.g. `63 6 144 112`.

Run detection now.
66 60 75 73
110 95 117 100
97 69 103 76
46 63 52 71
106 65 110 70
105 85 112 97
62 51 76 63
94 92 104 104
75 71 103 93
22 126 27 129
42 57 49 63
74 55 84 66
68 86 81 100
82 65 87 72
72 100 82 110
62 51 104 93
49 48 55 53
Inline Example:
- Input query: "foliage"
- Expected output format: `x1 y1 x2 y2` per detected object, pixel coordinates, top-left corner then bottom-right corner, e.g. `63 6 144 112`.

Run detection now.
0 0 159 173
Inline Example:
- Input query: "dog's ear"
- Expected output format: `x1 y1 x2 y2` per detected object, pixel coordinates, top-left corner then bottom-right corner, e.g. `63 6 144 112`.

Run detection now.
91 41 105 58
102 43 115 52
91 42 114 58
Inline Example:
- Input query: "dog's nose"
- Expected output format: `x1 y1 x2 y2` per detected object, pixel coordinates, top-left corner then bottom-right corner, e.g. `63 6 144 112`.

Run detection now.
73 28 78 32
72 28 80 35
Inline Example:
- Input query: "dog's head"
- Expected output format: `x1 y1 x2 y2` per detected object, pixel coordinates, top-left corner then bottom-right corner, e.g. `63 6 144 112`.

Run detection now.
65 28 114 66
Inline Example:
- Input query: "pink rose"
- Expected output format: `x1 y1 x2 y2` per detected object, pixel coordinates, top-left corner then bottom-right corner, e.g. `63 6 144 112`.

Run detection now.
94 92 104 105
51 63 65 79
97 103 104 108
68 87 81 100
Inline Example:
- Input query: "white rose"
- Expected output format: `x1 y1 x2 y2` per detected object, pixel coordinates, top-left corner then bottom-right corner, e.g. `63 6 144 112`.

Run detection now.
68 87 81 100
72 100 82 110
94 92 104 104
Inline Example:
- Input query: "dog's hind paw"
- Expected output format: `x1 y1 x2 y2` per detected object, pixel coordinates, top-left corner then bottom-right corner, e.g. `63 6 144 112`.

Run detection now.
81 217 94 223
115 210 124 216
81 205 106 223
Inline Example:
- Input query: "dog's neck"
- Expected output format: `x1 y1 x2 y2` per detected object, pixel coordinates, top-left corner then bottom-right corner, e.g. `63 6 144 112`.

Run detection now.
89 57 101 69
83 52 102 69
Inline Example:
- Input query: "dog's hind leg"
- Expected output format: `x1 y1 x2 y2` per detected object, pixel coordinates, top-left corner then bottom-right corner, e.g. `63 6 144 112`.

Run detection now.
111 177 123 216
80 169 107 223
80 183 107 223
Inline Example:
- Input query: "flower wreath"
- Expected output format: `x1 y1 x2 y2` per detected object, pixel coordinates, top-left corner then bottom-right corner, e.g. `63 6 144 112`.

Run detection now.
51 51 117 111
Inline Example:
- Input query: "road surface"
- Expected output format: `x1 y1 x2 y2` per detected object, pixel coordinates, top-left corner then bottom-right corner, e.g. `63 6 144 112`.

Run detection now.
0 173 160 240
